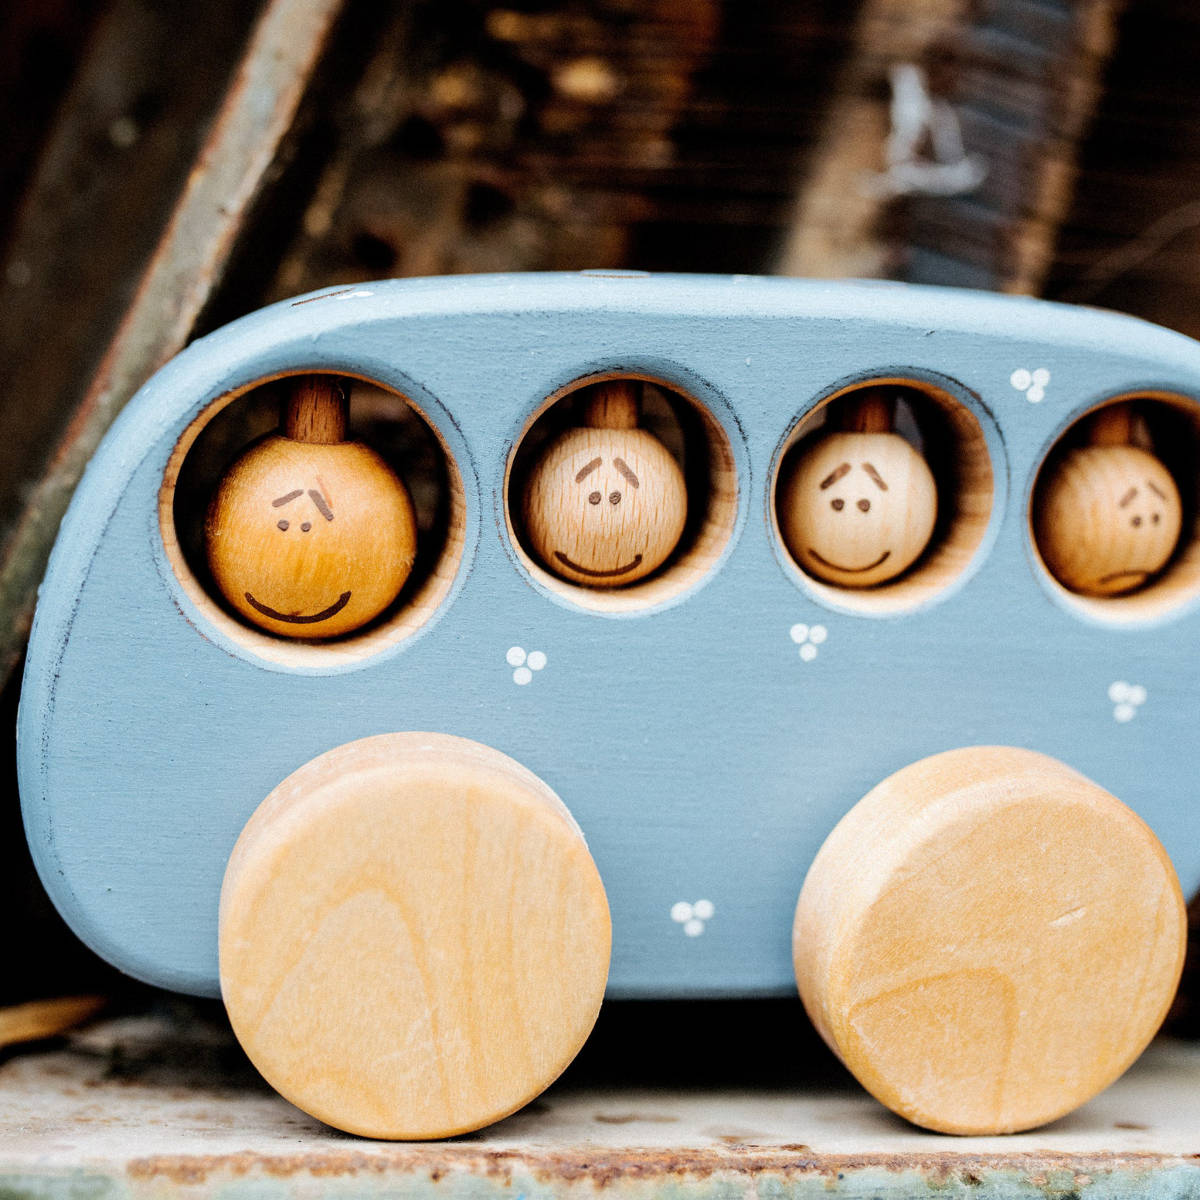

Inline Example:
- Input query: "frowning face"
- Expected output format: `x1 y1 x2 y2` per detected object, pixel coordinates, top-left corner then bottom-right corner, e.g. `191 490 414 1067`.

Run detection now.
1036 445 1182 596
522 427 687 587
779 432 938 588
206 435 417 637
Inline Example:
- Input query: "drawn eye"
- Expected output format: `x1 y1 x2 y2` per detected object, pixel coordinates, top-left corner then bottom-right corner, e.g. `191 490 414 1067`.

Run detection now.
301 522 312 532
1153 512 1161 524
609 491 621 505
588 491 601 505
277 520 289 531
1131 516 1142 528
831 498 844 511
858 498 871 512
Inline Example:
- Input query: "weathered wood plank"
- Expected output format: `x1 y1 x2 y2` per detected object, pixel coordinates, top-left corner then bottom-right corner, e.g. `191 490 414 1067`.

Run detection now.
0 0 346 683
1045 0 1200 340
2 1012 1200 1196
776 0 970 280
777 0 1122 294
904 0 1122 294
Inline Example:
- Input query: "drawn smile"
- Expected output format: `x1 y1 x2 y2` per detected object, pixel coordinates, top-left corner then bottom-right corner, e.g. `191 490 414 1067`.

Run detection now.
554 551 643 578
808 549 891 574
1098 569 1149 586
244 591 352 623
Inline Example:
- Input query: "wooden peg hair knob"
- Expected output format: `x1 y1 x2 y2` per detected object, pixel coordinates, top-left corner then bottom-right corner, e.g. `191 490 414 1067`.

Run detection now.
793 746 1186 1135
283 375 348 443
206 376 417 638
1035 404 1182 596
220 733 611 1139
523 379 686 587
582 379 640 430
838 388 895 434
778 392 936 588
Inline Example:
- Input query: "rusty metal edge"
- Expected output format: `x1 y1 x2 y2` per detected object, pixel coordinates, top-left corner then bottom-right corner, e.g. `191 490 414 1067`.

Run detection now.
115 1145 1200 1182
36 1147 1200 1200
0 0 348 683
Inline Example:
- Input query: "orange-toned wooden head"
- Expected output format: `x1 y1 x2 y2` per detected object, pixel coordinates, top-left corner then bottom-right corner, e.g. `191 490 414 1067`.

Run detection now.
779 393 937 588
522 382 687 587
1036 406 1182 596
206 377 417 638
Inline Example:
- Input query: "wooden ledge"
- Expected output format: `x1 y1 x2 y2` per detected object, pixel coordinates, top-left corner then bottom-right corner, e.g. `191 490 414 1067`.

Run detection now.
1 1012 1199 1196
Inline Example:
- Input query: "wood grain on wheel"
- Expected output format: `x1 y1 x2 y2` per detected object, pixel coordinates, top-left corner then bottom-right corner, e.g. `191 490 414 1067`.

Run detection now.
793 746 1186 1135
219 732 611 1139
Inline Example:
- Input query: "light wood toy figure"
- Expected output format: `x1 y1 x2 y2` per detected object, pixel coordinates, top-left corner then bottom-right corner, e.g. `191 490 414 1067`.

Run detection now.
777 390 938 587
522 380 687 586
1035 403 1183 596
205 376 417 637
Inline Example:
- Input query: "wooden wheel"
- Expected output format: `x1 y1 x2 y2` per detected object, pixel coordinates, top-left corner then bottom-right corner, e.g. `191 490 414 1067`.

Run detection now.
793 746 1186 1135
219 733 611 1139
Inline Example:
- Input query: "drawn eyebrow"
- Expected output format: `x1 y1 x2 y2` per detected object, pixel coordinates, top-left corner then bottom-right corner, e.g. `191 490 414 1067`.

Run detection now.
575 457 602 482
820 463 851 489
1147 480 1168 500
271 490 303 507
1119 487 1138 507
862 462 888 491
308 488 334 521
613 457 639 488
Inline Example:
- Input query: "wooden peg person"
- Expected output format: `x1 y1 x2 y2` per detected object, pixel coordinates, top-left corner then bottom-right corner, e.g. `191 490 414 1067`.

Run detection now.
522 380 687 586
778 389 937 587
1035 403 1182 596
206 376 417 638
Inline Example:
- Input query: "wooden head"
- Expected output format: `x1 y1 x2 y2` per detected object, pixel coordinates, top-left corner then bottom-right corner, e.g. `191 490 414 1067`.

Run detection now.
778 392 937 587
522 381 687 587
1036 405 1182 596
206 377 417 638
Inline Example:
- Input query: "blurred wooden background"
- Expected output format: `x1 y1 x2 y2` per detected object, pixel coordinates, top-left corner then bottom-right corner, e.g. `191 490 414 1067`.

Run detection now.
4 0 1200 1030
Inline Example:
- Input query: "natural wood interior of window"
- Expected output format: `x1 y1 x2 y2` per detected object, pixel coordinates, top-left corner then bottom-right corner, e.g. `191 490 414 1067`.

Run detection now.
159 372 466 668
771 377 996 616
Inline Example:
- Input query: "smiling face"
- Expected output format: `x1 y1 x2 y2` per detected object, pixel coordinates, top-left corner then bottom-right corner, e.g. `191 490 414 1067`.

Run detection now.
206 435 417 637
522 427 687 587
779 431 938 588
1036 445 1182 596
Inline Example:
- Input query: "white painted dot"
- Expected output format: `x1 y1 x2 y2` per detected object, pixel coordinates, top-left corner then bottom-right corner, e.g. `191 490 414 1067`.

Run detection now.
1108 681 1131 703
671 901 693 923
693 899 715 920
799 643 818 662
1011 368 1032 391
1128 684 1147 706
1114 703 1136 723
1032 368 1051 387
507 646 526 667
1026 385 1045 404
684 918 705 937
527 650 547 671
809 625 827 645
789 623 809 644
513 666 533 685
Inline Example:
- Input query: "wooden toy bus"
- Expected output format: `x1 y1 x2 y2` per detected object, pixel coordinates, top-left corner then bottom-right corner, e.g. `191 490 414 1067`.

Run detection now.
18 273 1198 1138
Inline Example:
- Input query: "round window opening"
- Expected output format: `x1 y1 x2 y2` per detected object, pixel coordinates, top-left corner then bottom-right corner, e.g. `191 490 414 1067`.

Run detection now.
504 375 739 614
1030 393 1200 624
161 372 466 667
771 378 997 616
